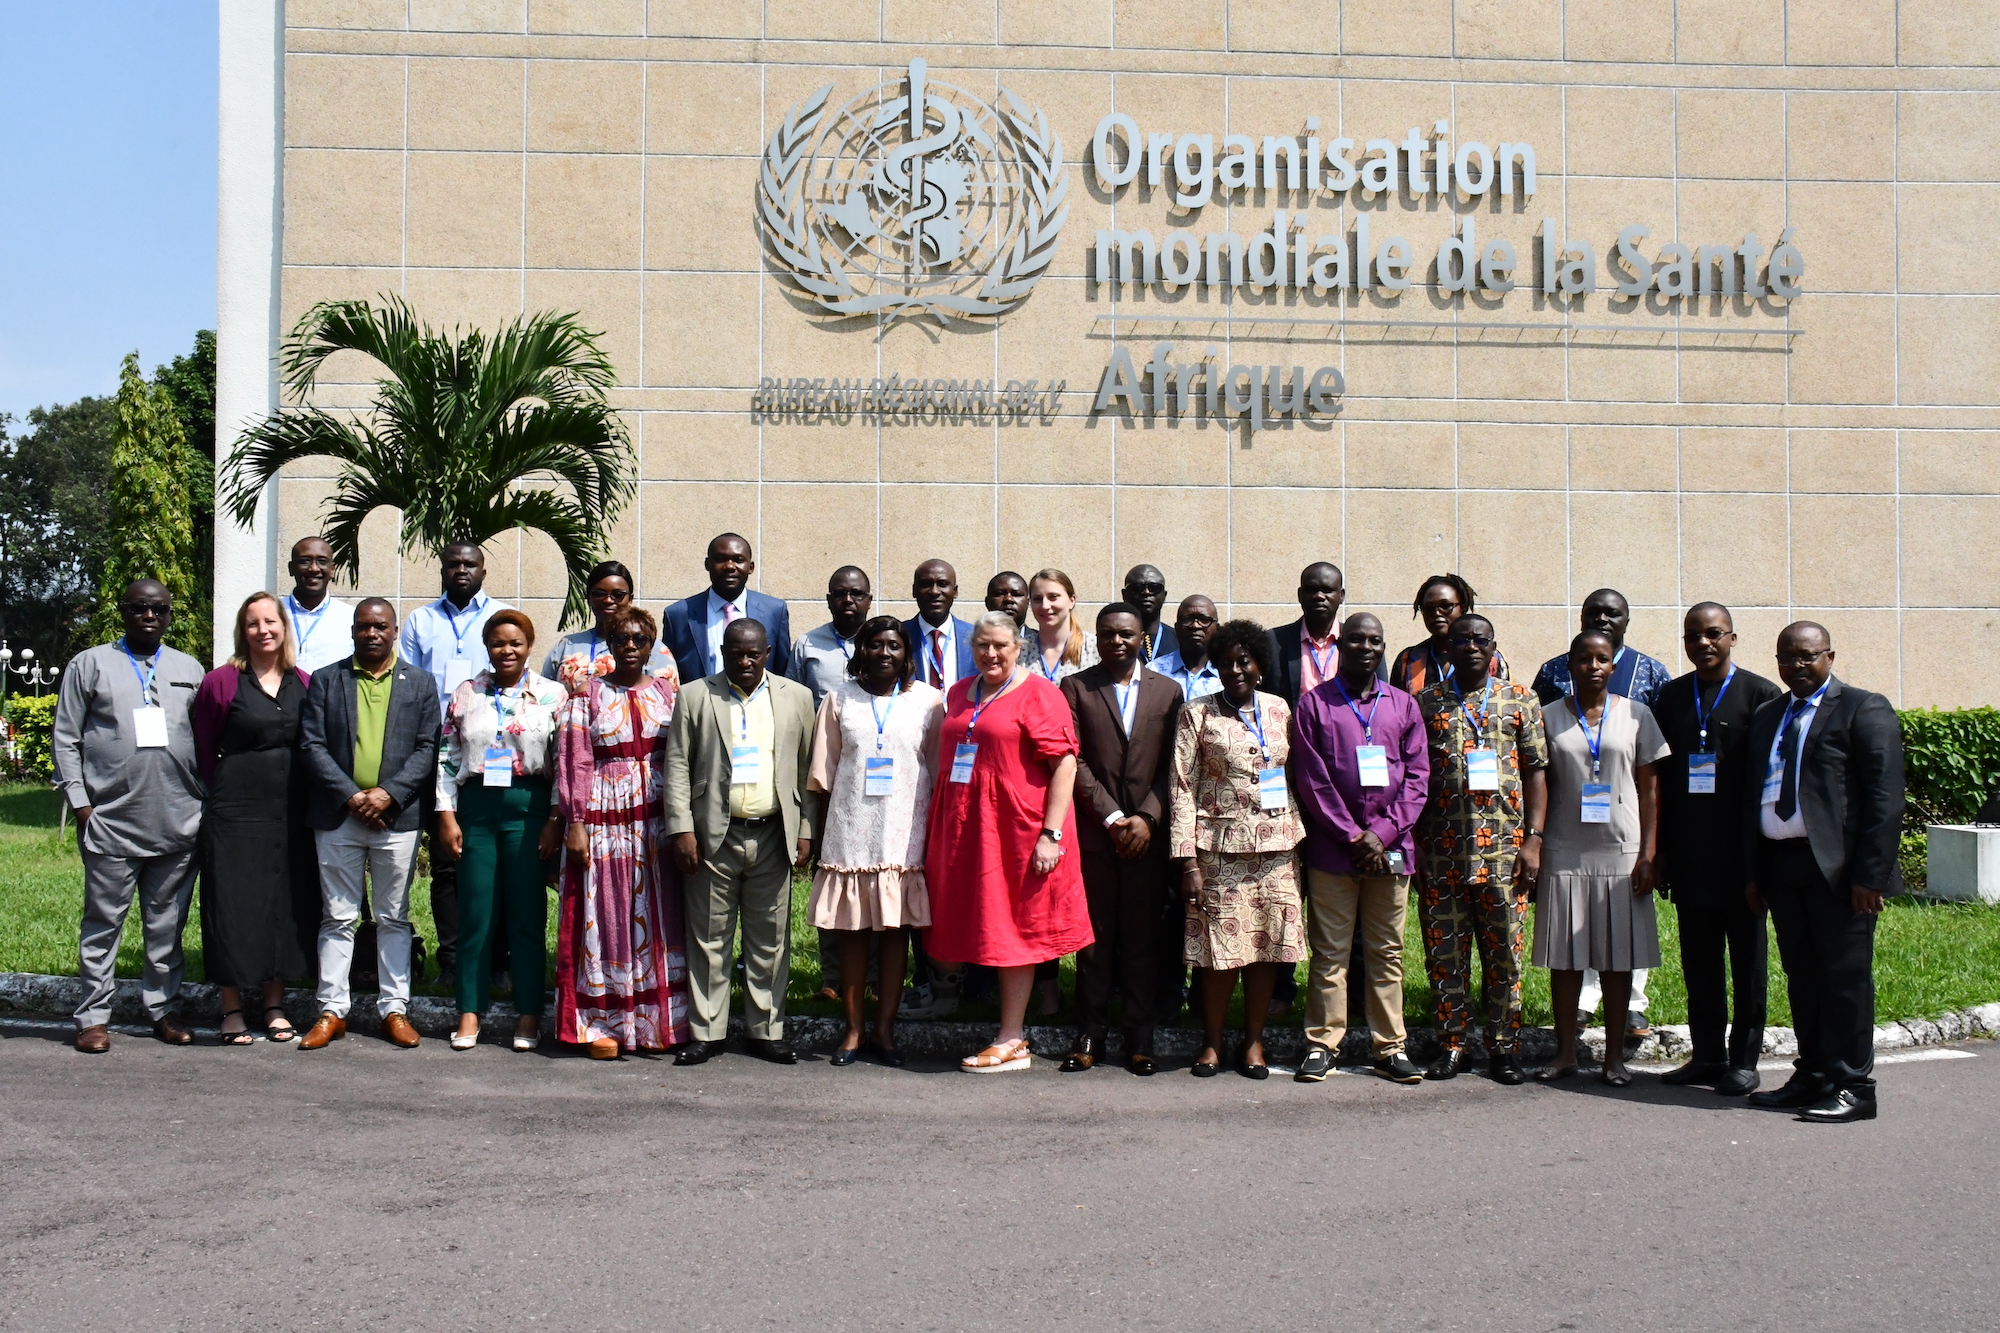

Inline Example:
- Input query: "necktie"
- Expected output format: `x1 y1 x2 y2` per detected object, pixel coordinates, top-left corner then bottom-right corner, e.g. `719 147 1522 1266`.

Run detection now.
723 601 739 624
1775 700 1807 821
931 630 945 687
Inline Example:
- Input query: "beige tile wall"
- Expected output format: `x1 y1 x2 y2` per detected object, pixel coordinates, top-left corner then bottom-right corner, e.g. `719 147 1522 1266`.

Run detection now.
271 2 2000 704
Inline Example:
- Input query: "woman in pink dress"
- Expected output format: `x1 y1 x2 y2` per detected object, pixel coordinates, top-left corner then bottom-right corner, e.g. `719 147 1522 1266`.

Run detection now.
925 610 1091 1073
553 605 690 1058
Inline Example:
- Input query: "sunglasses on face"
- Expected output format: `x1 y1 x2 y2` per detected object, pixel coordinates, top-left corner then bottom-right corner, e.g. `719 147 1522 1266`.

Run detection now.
588 587 631 602
605 632 652 648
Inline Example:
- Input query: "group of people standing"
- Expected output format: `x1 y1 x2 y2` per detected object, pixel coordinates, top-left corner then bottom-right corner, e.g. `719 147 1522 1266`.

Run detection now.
53 531 1904 1122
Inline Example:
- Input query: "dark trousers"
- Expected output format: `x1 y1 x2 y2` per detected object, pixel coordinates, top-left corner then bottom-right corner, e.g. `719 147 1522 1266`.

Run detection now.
1759 837 1876 1090
425 805 460 973
1076 848 1167 1052
1674 893 1768 1069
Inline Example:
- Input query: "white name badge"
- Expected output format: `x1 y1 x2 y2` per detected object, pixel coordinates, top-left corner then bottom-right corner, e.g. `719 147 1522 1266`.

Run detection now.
1356 744 1389 788
1688 752 1717 795
444 655 476 695
864 755 895 797
1466 748 1500 791
1761 764 1784 805
481 745 515 787
950 743 977 784
731 743 765 785
132 706 169 749
1258 766 1289 811
1581 782 1612 824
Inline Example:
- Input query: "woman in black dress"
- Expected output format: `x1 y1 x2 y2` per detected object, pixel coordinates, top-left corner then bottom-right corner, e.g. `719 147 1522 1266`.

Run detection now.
192 591 314 1044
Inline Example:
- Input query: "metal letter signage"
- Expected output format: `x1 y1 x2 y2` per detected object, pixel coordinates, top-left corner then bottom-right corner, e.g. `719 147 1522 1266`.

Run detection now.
759 59 1069 320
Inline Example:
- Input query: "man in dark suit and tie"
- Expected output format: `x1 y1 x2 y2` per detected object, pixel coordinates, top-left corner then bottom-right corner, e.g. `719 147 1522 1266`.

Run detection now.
1655 602 1783 1094
1266 561 1345 706
1743 621 1904 1123
1059 604 1183 1075
660 533 793 681
903 558 976 693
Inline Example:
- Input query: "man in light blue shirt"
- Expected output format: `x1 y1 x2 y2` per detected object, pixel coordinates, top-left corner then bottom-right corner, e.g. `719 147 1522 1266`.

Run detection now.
397 542 512 716
1154 594 1221 701
790 566 873 705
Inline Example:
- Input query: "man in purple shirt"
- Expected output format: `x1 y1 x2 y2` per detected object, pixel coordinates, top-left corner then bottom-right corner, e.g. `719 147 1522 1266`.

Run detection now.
1290 612 1431 1085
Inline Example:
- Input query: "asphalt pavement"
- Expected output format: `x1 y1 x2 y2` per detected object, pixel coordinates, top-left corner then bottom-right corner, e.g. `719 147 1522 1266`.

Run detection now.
1 1021 1993 1332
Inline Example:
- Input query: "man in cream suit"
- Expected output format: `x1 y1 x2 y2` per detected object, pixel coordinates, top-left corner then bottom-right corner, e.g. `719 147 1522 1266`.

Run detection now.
665 618 817 1066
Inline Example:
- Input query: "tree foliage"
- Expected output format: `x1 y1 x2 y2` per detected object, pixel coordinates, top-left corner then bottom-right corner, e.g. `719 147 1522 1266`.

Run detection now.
0 396 117 660
221 295 635 625
90 353 204 658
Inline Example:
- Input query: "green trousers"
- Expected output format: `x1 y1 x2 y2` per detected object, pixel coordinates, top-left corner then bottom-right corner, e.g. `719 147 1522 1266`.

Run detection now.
454 779 550 1018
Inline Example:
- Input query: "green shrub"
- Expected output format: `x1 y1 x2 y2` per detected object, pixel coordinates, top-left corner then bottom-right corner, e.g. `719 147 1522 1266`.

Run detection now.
4 694 57 781
1898 707 2000 829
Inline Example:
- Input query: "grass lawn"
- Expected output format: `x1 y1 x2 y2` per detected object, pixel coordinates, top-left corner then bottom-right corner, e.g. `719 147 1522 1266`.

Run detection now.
5 782 1999 1028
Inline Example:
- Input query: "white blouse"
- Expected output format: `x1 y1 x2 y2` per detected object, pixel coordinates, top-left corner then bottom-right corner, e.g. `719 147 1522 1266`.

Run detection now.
807 679 944 872
437 669 566 811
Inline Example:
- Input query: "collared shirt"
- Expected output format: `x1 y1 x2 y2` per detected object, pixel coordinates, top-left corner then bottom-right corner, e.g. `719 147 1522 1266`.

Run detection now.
1413 677 1550 886
790 621 860 705
1760 683 1829 840
1292 676 1432 877
1155 649 1221 701
1532 645 1672 711
351 653 396 789
282 593 356 677
914 614 962 692
1299 623 1339 694
705 588 749 671
399 591 509 717
728 676 779 818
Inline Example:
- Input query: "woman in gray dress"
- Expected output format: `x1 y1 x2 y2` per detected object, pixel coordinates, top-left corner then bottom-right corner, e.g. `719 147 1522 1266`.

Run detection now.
1531 630 1670 1086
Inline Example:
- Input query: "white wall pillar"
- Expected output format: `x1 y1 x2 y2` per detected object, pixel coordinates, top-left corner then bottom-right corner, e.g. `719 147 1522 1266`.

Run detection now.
213 0 285 662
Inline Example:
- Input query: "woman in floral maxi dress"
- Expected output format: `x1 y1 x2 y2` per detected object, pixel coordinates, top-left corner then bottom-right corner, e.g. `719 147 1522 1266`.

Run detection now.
553 606 690 1057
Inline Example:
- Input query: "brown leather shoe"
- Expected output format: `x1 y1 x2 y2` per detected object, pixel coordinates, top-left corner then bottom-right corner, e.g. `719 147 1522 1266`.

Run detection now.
382 1012 420 1048
1127 1053 1158 1076
75 1024 110 1054
152 1016 192 1045
298 1012 347 1050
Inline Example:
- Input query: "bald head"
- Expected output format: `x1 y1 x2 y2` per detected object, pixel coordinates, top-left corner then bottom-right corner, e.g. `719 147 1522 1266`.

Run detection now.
1776 620 1835 699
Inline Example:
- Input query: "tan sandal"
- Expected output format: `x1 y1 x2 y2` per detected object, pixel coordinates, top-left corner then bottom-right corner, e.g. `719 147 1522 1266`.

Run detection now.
961 1038 1032 1073
587 1037 621 1060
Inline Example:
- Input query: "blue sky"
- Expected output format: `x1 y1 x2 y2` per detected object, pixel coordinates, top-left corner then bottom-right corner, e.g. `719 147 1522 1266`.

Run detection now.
0 3 217 424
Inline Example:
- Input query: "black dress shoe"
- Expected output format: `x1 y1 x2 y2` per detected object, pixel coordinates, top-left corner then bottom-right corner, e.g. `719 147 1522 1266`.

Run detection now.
1237 1058 1270 1081
1127 1053 1157 1076
1749 1073 1827 1109
1660 1059 1729 1086
866 1041 907 1068
673 1038 723 1066
829 1045 860 1067
1425 1047 1467 1081
1487 1052 1527 1085
746 1037 798 1065
1714 1066 1761 1097
1059 1036 1099 1073
1798 1087 1877 1123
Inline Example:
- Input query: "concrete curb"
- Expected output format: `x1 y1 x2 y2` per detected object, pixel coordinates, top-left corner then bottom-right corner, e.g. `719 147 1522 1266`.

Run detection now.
5 972 1994 1063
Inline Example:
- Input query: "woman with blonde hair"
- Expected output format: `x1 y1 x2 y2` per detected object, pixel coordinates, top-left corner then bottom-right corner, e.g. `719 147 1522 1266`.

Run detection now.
191 591 314 1044
1022 568 1098 685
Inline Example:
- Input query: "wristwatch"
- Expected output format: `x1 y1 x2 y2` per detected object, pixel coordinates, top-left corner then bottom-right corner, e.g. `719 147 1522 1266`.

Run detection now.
1039 827 1063 843
1523 827 1545 840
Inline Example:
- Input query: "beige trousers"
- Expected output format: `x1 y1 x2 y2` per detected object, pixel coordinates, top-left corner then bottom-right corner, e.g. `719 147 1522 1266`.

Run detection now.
1304 868 1410 1057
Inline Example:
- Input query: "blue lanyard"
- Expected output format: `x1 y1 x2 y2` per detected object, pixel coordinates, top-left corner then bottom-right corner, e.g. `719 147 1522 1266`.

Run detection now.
1777 681 1829 757
1692 665 1735 749
1571 696 1604 778
967 670 1018 740
489 678 523 727
1456 678 1494 739
1427 644 1453 686
868 683 901 751
1035 632 1062 681
288 595 329 653
119 639 160 702
1331 676 1380 744
1304 634 1335 683
1231 695 1268 759
731 677 769 741
441 597 481 654
587 630 599 664
836 629 854 661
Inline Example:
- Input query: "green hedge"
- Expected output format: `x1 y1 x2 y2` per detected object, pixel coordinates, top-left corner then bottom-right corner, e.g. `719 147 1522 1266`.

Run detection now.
4 694 56 782
1899 707 2000 828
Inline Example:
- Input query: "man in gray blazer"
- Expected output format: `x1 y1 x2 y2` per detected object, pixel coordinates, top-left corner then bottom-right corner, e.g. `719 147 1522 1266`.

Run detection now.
295 598 441 1050
665 618 817 1065
55 580 207 1052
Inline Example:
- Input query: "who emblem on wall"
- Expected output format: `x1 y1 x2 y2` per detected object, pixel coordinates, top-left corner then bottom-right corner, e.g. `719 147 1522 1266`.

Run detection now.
759 58 1069 321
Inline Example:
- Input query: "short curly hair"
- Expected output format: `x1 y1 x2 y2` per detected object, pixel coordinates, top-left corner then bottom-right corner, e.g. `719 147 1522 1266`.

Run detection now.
1207 618 1271 684
601 603 657 641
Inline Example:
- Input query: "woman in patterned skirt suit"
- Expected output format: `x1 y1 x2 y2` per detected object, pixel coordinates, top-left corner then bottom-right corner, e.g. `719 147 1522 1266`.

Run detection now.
1171 619 1306 1079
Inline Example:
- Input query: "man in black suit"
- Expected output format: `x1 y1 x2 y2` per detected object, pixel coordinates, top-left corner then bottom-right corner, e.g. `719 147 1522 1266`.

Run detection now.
1266 561 1345 706
1654 603 1784 1095
1743 622 1904 1123
1059 604 1183 1075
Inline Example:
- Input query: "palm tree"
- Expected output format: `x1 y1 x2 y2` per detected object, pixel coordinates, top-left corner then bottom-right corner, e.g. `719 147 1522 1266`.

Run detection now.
222 295 634 624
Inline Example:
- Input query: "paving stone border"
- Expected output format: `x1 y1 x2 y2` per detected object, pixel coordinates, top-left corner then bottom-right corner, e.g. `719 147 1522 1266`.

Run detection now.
4 971 1994 1064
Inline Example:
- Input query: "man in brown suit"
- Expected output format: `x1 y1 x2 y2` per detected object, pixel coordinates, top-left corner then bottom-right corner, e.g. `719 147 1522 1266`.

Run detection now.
1059 603 1184 1075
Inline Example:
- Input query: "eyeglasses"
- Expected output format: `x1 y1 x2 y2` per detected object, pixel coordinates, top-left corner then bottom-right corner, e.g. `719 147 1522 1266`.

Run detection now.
587 586 631 603
292 556 335 570
605 632 652 648
1683 628 1734 643
1777 650 1829 668
1179 615 1218 628
1450 634 1494 648
1125 582 1166 595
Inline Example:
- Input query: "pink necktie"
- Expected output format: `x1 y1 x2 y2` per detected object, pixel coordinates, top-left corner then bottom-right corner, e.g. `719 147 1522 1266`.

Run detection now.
724 602 739 624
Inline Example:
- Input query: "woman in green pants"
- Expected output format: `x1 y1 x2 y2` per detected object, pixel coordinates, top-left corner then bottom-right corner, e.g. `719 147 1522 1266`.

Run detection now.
438 609 567 1051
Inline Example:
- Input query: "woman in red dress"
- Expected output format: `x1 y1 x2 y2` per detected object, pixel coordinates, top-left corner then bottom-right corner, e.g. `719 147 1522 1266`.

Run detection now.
925 610 1091 1072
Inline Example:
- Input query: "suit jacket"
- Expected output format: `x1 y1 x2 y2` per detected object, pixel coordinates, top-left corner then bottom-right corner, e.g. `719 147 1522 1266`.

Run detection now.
664 672 817 862
661 588 794 682
1060 663 1183 856
299 656 441 833
1742 676 1905 895
1654 666 1784 906
1265 617 1331 706
902 614 976 686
